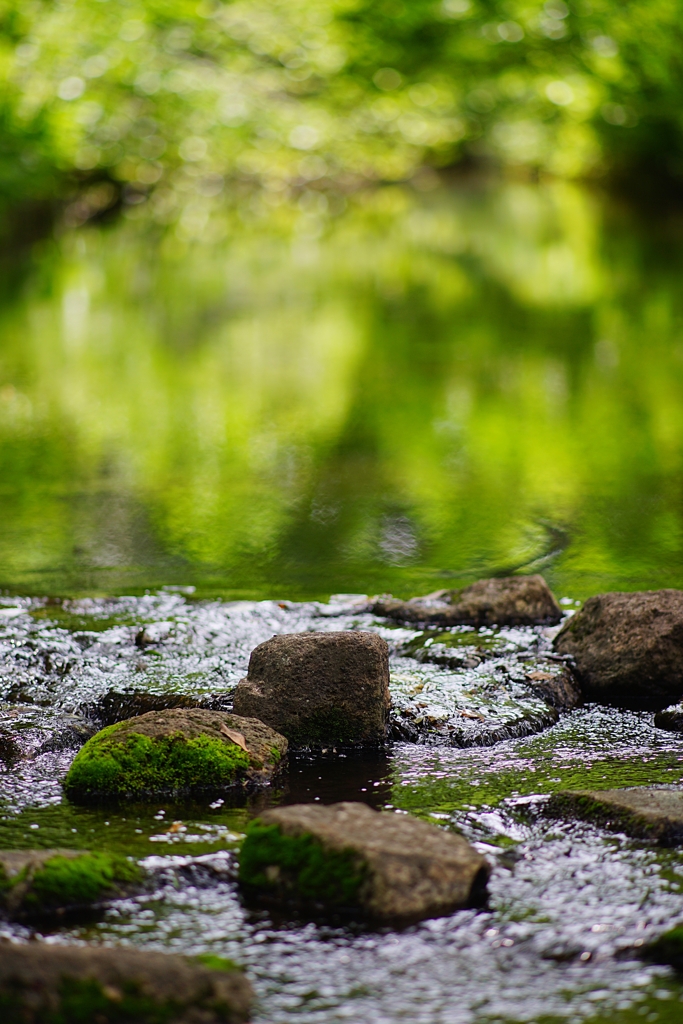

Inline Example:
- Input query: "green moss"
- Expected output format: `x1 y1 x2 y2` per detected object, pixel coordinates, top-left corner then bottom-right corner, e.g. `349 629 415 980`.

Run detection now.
21 852 141 911
0 977 180 1023
193 953 243 973
63 725 251 801
546 793 661 840
239 821 366 906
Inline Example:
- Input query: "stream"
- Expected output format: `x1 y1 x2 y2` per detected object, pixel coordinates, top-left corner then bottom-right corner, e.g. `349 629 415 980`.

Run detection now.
2 593 683 1023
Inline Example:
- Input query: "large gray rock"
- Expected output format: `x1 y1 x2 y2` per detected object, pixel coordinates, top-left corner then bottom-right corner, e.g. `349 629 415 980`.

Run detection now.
545 787 683 844
238 801 489 922
0 943 252 1023
372 575 562 627
232 632 390 747
554 590 683 706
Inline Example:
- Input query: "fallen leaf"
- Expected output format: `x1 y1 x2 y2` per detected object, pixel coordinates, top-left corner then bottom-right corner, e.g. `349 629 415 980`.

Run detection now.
167 821 185 834
220 724 249 751
459 709 486 721
526 671 554 681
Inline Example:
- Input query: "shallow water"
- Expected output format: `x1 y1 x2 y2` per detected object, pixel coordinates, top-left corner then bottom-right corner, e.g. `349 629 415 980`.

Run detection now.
3 182 683 1020
2 595 683 1023
3 181 683 601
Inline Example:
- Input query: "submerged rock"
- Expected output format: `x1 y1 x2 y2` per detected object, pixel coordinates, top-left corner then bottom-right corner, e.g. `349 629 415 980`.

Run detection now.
0 849 142 919
554 590 683 707
238 801 489 923
0 943 252 1023
372 575 562 627
63 708 287 803
232 631 390 747
545 787 683 844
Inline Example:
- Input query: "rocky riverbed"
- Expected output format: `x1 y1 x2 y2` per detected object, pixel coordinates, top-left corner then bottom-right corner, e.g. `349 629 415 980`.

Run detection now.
2 590 683 1022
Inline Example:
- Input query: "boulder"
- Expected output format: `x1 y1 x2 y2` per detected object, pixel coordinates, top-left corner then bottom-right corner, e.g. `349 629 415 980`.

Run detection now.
63 708 287 803
371 575 562 627
0 849 142 919
238 801 489 922
655 702 683 732
545 787 683 844
554 590 683 707
0 943 252 1023
232 632 390 747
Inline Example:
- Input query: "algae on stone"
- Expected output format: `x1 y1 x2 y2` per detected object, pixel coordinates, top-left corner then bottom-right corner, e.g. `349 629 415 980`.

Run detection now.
545 787 683 844
239 821 366 906
238 801 489 922
0 849 141 918
63 708 287 802
0 943 253 1023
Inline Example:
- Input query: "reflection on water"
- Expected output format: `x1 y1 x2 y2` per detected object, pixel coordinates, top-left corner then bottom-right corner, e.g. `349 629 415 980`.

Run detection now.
2 181 683 599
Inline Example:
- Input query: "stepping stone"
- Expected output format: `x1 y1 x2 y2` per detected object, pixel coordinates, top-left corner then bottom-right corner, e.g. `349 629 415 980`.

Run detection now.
372 575 562 627
554 589 683 707
232 631 390 747
238 800 489 922
0 943 252 1023
63 708 287 802
0 849 142 919
545 787 683 844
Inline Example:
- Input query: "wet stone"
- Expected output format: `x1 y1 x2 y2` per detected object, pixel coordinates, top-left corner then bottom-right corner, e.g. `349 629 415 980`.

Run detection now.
232 631 390 747
372 575 562 627
238 801 489 923
654 702 683 731
554 589 683 707
63 708 288 803
0 942 252 1023
0 849 143 920
0 727 21 764
545 787 683 844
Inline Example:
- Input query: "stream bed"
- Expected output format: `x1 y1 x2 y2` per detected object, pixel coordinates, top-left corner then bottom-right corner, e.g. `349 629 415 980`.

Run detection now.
2 593 683 1023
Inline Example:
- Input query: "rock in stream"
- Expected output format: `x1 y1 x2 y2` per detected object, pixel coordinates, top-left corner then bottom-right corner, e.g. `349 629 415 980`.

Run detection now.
238 800 489 922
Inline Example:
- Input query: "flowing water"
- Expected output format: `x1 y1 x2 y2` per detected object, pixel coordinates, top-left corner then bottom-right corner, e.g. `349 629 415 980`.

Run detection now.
3 181 683 1021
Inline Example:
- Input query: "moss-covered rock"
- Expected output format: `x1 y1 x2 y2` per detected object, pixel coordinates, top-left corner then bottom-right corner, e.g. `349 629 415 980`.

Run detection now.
0 849 142 919
0 942 252 1023
239 801 489 923
545 787 683 844
63 708 287 803
233 631 390 747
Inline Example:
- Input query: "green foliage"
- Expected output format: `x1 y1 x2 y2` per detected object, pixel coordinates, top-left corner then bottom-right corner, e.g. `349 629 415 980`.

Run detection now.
63 725 251 801
239 821 366 905
1 0 683 228
22 852 141 911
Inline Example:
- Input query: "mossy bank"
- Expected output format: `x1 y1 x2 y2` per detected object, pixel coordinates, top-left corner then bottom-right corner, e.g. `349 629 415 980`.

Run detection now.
0 850 142 919
63 708 287 803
